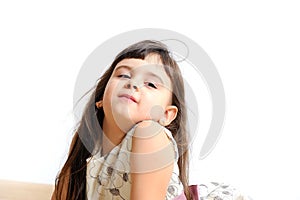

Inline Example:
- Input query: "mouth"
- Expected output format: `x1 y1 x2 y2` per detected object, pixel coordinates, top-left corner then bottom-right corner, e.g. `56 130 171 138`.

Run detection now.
118 94 137 103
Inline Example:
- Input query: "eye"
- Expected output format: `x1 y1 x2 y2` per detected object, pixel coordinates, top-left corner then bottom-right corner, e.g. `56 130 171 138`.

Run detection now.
117 74 130 79
145 82 157 89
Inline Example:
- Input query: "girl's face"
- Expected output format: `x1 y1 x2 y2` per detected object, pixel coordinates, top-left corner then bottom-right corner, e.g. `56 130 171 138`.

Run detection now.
102 54 174 132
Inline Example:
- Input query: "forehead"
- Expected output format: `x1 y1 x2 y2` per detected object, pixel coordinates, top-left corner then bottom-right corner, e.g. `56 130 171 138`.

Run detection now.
114 55 172 89
116 54 162 68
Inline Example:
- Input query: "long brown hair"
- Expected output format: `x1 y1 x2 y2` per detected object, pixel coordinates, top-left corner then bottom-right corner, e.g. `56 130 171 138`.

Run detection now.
54 40 192 199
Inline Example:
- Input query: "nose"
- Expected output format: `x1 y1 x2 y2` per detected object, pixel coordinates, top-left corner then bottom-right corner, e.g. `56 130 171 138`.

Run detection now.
125 80 139 90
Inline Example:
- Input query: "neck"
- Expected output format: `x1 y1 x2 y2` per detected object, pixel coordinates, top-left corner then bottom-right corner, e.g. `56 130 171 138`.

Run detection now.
102 117 126 155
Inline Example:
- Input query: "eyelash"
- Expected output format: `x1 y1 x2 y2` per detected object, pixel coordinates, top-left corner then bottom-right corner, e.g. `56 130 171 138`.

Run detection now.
145 82 157 89
117 74 157 89
117 74 130 79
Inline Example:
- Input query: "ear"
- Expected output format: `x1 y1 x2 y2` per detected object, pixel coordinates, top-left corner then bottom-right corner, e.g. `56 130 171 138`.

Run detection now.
95 100 103 109
162 105 178 126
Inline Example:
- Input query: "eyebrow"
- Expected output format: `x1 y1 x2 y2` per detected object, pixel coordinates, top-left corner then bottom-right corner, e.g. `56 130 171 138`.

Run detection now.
115 65 131 71
115 65 165 84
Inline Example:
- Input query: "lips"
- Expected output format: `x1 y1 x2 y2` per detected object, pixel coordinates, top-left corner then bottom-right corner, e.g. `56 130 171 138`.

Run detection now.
118 94 137 103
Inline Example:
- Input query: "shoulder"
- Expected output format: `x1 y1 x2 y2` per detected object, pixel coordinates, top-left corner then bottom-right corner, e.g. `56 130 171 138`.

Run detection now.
132 120 171 153
130 120 176 173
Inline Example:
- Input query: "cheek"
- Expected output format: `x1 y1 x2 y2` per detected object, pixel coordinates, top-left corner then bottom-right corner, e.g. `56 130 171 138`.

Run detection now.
102 81 117 109
138 95 165 119
161 90 173 105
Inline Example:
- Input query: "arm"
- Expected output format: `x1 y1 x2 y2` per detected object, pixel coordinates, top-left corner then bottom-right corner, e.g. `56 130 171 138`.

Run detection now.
130 120 175 200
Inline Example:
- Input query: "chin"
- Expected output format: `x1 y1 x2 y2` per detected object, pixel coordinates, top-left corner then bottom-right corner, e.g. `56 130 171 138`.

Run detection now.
112 108 152 130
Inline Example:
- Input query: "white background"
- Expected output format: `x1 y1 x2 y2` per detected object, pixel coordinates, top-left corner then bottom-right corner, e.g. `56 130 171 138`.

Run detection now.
0 1 299 199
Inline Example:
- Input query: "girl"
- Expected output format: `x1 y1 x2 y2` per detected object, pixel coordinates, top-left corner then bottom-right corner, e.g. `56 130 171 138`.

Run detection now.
52 40 193 200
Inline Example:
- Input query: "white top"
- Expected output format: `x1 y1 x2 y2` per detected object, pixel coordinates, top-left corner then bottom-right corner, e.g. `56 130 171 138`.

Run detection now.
86 122 184 200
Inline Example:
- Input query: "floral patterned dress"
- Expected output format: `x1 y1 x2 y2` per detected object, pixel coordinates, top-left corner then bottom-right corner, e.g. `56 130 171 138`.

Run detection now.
86 122 184 200
196 182 252 200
